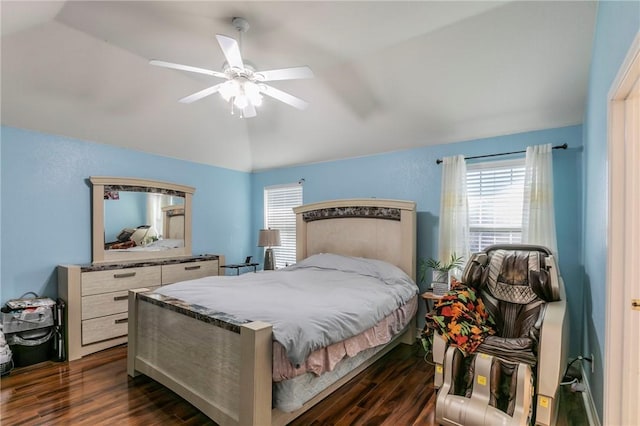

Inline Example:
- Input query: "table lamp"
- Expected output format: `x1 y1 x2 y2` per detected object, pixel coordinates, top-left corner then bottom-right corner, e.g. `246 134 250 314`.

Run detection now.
258 229 281 270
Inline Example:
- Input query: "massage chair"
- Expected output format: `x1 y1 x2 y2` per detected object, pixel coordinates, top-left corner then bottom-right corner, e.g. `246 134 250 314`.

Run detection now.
432 244 569 426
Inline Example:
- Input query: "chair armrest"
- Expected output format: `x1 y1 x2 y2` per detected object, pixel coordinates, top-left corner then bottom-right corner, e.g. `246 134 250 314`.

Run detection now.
433 331 447 364
536 279 569 425
433 331 447 388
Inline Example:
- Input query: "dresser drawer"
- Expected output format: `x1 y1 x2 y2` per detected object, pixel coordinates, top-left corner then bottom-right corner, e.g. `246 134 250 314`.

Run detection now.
82 266 161 296
81 286 159 320
82 312 128 345
161 260 218 285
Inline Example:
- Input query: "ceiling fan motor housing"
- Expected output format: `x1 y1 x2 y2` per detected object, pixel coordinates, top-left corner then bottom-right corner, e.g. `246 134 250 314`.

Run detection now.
232 17 250 33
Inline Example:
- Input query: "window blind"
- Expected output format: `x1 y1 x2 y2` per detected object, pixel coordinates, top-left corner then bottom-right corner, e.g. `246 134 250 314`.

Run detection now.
467 159 525 253
264 183 303 268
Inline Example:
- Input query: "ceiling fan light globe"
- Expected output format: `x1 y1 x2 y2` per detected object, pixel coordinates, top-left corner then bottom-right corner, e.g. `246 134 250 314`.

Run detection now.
244 81 260 97
252 96 263 107
219 80 236 102
234 95 249 109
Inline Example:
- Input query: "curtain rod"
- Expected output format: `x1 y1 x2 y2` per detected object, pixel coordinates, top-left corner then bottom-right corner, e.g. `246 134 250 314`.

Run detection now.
435 143 568 164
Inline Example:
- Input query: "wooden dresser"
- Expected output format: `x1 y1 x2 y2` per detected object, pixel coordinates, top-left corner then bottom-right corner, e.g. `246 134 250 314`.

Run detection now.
58 254 222 361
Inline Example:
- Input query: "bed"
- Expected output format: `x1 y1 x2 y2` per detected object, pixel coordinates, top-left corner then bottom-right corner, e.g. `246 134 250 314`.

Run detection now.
127 198 417 426
162 204 185 240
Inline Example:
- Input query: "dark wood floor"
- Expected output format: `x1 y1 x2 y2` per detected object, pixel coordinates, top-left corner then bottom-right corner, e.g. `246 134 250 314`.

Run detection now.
1 343 435 425
1 342 588 425
289 344 436 426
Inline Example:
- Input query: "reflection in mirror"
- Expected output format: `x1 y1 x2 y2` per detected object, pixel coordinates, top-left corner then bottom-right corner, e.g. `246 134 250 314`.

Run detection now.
103 190 185 250
90 177 194 264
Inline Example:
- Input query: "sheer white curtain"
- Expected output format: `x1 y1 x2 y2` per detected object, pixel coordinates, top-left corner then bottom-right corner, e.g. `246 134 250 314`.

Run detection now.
522 143 558 256
146 193 165 237
438 155 470 263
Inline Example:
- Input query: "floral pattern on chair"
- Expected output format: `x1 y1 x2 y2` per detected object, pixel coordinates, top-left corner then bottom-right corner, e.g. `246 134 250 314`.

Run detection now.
422 286 496 355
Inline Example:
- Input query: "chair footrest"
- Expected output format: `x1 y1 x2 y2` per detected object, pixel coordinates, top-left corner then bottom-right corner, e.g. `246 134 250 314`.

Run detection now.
436 352 534 426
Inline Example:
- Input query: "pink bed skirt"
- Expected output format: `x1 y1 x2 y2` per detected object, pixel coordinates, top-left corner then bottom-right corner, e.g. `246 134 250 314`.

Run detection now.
272 295 418 381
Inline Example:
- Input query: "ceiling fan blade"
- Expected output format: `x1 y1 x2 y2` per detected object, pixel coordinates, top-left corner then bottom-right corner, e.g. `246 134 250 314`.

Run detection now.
149 60 226 79
216 35 244 70
179 83 224 104
256 66 314 82
261 84 309 110
242 103 257 118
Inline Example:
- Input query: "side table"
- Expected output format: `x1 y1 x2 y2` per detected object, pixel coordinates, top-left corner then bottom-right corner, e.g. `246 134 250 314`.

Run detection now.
421 291 444 312
220 263 259 275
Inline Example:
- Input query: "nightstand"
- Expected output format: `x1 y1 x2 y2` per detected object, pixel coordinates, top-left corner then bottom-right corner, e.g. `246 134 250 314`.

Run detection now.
421 291 443 312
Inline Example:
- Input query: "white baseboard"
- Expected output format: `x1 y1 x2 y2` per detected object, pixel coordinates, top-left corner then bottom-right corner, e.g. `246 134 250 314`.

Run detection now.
580 365 601 426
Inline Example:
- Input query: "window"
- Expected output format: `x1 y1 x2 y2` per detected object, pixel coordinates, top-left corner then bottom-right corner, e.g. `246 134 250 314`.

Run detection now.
467 159 525 253
264 183 303 268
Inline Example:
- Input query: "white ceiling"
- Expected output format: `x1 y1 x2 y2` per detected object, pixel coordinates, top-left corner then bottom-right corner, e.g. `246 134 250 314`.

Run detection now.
1 1 596 172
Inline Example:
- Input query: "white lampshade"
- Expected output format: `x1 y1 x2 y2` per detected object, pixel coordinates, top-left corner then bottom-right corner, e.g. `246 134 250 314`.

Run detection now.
258 229 281 247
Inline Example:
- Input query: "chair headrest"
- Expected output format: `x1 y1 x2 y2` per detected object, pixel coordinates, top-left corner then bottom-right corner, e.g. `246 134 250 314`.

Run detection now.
461 244 560 303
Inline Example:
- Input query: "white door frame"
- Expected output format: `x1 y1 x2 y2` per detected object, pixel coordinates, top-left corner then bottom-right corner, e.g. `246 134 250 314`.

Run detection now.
605 31 640 426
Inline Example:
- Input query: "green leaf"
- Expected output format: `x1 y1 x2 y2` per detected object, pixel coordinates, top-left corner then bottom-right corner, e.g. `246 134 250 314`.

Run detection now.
419 252 465 274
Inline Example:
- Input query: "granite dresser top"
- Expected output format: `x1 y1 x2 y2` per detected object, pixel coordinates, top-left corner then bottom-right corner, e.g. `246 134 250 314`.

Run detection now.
79 254 219 272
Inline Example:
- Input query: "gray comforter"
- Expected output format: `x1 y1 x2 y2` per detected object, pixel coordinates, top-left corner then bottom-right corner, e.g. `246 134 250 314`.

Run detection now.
155 253 418 366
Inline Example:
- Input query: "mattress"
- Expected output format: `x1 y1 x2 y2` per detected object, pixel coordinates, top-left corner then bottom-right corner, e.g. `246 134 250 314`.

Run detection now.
274 345 384 412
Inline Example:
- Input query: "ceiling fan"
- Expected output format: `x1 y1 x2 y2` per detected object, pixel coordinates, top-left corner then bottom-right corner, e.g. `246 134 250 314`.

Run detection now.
150 17 314 118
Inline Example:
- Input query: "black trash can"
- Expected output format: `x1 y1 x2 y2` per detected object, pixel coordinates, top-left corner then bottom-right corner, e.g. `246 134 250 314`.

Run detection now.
8 327 53 367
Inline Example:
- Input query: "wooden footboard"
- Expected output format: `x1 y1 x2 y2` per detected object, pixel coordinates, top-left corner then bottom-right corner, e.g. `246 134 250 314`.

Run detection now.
128 288 272 426
128 288 416 426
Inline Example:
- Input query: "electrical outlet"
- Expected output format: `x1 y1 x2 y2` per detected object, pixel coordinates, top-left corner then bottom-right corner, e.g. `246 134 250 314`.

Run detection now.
591 353 595 373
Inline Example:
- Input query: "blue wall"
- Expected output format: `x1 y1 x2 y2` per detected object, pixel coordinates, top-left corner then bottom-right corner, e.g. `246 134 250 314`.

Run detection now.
582 1 640 420
0 126 252 303
251 125 584 355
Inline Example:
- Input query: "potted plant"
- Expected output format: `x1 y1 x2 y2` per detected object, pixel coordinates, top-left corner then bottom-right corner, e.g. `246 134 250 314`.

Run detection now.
418 253 465 295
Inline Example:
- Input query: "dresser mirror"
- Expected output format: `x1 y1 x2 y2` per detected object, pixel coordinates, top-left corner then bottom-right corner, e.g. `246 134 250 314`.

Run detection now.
90 177 194 264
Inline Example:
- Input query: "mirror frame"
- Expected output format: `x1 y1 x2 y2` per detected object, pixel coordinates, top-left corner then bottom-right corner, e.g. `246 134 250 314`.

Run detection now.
90 176 195 264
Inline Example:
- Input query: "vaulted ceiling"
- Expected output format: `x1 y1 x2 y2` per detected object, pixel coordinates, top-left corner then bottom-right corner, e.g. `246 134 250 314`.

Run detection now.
1 1 596 172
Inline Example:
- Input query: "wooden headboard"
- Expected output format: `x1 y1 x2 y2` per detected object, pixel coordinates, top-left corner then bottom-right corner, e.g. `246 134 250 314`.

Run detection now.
294 199 417 281
162 205 185 239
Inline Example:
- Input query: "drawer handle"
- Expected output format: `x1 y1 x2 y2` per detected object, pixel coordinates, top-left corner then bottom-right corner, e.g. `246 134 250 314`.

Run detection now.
113 295 128 301
114 272 136 279
115 318 128 324
185 265 201 271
